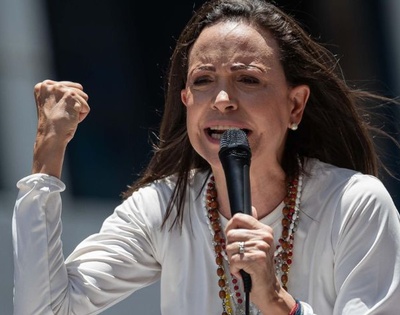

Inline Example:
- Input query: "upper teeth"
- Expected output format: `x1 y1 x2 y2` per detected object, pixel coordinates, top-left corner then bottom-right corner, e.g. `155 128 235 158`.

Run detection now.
209 126 240 131
209 127 242 140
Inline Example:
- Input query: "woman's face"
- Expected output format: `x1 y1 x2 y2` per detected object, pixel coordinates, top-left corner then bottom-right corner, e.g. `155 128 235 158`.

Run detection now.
181 21 309 171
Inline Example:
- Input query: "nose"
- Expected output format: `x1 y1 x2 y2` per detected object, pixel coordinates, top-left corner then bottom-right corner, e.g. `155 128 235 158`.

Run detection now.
212 90 238 112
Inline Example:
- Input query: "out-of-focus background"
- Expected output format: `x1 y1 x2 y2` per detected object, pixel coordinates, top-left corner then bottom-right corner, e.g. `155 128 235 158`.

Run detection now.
1 1 399 314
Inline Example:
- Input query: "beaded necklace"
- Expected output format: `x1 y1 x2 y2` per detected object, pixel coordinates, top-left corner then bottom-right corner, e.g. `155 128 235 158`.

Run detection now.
205 173 303 315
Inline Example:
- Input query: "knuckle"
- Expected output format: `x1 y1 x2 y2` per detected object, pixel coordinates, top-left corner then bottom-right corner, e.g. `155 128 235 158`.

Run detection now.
63 91 79 104
42 79 54 86
33 84 41 94
53 82 63 91
63 89 75 98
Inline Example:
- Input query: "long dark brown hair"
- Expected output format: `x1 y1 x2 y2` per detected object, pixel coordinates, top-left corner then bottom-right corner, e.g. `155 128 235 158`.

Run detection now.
122 0 393 229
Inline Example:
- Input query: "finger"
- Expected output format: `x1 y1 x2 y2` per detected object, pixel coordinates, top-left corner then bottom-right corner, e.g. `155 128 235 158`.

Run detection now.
43 79 84 90
35 80 89 102
228 240 272 275
226 213 259 232
226 239 256 258
225 223 274 255
226 241 247 265
227 242 254 279
252 206 258 219
66 85 89 101
65 91 89 109
226 239 248 261
238 241 246 255
52 81 89 101
74 101 90 123
59 93 90 123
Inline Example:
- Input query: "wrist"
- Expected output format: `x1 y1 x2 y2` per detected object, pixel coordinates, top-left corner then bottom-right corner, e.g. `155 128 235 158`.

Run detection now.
32 133 67 178
289 299 303 315
255 292 296 315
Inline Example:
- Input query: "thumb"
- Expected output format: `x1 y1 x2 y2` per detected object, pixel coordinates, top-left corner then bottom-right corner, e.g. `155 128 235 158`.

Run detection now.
251 206 258 219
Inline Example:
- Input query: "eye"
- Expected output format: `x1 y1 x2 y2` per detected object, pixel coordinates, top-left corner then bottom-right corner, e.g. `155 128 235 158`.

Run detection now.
193 76 213 86
238 75 260 84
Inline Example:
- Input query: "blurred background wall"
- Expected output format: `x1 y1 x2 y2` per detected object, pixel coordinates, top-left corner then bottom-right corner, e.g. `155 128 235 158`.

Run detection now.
1 1 399 314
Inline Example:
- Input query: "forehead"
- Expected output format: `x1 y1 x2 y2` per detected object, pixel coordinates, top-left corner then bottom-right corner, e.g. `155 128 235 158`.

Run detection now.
188 21 279 65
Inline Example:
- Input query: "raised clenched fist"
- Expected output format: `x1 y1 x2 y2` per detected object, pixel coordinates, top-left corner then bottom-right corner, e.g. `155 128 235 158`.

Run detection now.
34 80 90 144
32 80 90 177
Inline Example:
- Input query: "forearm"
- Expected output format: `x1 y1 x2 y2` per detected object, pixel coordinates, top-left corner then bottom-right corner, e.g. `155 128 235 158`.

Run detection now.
32 132 68 178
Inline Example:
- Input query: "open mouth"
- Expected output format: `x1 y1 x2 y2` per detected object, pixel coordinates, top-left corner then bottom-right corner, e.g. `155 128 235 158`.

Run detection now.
206 127 250 140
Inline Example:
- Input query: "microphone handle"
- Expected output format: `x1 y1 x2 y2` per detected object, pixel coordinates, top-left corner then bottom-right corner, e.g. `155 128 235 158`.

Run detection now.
223 159 252 216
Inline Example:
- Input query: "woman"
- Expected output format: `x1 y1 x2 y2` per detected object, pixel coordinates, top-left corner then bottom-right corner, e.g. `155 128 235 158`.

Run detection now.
13 0 400 314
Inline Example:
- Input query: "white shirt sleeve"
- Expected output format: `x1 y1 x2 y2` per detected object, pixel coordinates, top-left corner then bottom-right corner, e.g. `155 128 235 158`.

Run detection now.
332 175 400 314
289 161 400 314
12 174 162 315
13 174 67 315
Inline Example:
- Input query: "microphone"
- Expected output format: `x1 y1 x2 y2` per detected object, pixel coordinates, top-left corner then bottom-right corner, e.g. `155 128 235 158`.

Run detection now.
218 129 252 216
218 129 252 295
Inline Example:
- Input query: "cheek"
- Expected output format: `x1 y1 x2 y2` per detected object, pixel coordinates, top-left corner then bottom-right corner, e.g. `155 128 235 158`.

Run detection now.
185 111 203 157
182 92 200 129
183 87 213 108
182 88 199 108
183 92 206 124
185 107 197 136
250 102 291 136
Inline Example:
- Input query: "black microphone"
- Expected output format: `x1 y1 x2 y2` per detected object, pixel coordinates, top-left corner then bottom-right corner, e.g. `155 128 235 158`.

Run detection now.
218 129 252 216
218 128 252 295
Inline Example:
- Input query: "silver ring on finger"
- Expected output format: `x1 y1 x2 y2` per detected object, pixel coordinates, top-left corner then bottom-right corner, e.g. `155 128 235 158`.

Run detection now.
238 241 245 255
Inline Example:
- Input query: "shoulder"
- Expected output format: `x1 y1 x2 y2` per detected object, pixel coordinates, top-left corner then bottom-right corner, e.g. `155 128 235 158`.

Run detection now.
129 169 210 201
116 169 210 222
303 158 388 195
298 159 399 255
301 158 397 218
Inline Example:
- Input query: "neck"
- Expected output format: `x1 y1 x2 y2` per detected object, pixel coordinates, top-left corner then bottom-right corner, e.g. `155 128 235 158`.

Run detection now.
211 167 287 219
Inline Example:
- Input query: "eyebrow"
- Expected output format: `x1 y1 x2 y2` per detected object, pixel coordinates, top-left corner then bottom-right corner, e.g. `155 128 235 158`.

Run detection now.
232 63 265 72
193 64 259 71
231 64 248 70
195 65 216 71
189 63 265 75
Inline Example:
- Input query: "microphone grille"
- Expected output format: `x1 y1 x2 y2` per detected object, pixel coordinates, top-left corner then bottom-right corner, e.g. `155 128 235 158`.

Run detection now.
219 129 250 151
